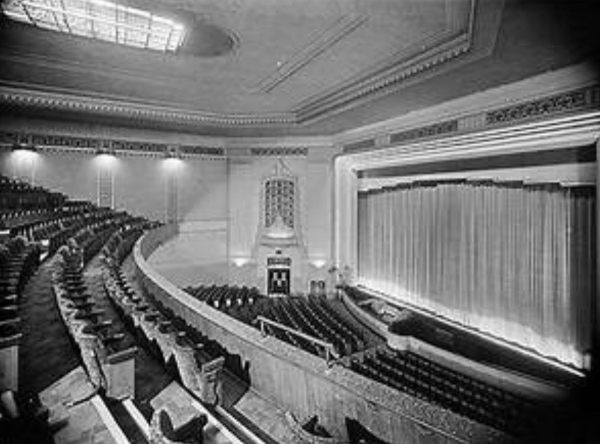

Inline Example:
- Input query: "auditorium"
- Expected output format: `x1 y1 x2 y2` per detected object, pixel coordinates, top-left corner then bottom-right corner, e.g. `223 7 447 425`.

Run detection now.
0 0 598 443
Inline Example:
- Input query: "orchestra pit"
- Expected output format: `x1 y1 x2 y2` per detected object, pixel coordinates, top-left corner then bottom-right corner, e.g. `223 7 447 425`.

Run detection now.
0 0 599 443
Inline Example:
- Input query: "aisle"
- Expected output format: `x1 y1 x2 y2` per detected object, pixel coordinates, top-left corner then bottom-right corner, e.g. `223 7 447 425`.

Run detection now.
18 258 80 396
83 256 173 422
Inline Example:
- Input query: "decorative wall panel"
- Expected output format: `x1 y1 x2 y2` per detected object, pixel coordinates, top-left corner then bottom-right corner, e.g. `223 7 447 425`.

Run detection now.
165 171 178 223
96 164 113 208
485 86 600 126
0 130 225 157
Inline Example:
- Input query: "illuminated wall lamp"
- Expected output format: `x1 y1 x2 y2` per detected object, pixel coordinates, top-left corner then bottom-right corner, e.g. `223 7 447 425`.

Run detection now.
95 147 116 156
11 142 38 153
312 259 327 269
164 146 182 159
233 257 249 267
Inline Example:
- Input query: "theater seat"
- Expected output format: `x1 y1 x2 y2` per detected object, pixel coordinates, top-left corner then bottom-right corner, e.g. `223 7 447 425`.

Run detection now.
157 409 207 444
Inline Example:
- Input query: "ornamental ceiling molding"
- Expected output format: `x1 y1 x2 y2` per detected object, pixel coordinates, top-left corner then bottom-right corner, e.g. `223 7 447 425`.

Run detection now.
0 0 504 130
292 0 505 124
255 14 368 93
0 85 295 128
295 33 472 123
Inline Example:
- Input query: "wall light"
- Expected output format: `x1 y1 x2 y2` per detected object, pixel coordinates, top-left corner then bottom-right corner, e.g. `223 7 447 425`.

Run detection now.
95 147 116 156
162 157 183 173
11 142 38 154
10 143 40 184
233 257 250 267
312 259 327 269
11 143 39 163
94 148 118 168
162 146 184 172
163 146 182 159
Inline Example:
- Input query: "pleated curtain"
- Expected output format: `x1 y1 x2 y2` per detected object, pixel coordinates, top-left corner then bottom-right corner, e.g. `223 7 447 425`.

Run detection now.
357 180 595 368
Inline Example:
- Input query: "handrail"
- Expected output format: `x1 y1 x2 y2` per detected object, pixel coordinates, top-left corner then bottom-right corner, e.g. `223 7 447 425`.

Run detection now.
254 315 337 365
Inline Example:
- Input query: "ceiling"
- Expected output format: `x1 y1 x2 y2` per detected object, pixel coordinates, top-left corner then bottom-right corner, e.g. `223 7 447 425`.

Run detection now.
0 0 598 137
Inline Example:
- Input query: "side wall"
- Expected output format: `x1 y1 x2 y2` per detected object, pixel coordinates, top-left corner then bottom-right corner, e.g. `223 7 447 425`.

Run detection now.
0 125 227 224
145 149 336 288
0 116 336 289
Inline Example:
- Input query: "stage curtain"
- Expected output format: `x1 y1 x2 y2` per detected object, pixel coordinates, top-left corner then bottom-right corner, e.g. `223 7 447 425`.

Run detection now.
357 180 595 368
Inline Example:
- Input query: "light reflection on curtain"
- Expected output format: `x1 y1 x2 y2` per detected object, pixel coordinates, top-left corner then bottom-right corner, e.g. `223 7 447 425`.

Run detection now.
357 180 595 368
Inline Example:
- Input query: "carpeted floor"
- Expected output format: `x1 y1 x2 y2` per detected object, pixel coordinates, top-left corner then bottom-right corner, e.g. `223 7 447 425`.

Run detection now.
18 259 81 397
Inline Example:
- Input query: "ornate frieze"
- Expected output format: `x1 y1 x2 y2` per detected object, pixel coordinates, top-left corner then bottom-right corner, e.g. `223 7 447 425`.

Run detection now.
0 86 295 127
485 85 600 126
390 120 459 144
0 130 225 157
343 138 376 153
250 147 308 157
0 0 505 129
339 84 599 154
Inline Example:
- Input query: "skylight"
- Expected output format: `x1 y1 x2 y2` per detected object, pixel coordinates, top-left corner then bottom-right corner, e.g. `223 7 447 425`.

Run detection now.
1 0 185 52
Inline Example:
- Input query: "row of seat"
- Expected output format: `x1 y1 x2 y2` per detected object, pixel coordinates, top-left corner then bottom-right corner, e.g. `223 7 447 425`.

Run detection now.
184 285 328 356
101 224 148 265
185 284 266 326
184 283 367 358
348 348 535 434
306 296 364 352
0 237 41 348
52 222 137 389
0 175 66 213
0 200 95 234
101 233 231 403
1 208 61 231
186 284 261 309
261 297 365 357
13 207 107 238
0 237 40 302
262 302 323 356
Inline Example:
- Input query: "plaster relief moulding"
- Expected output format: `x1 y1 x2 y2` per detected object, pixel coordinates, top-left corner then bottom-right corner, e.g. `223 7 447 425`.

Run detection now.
255 14 368 93
334 63 598 155
254 159 306 252
0 0 502 128
0 130 226 157
294 0 504 124
344 113 600 175
0 87 295 128
295 36 471 123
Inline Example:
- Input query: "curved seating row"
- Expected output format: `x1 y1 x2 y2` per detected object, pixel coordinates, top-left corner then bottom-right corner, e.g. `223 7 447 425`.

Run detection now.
184 284 366 358
0 175 66 213
252 296 365 357
52 221 137 391
0 237 40 358
347 347 536 434
0 237 40 302
102 231 226 406
1 178 184 441
186 285 260 310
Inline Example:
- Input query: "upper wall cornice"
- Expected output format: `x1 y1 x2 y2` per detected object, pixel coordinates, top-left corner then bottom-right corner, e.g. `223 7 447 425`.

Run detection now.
0 84 296 128
335 63 600 154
